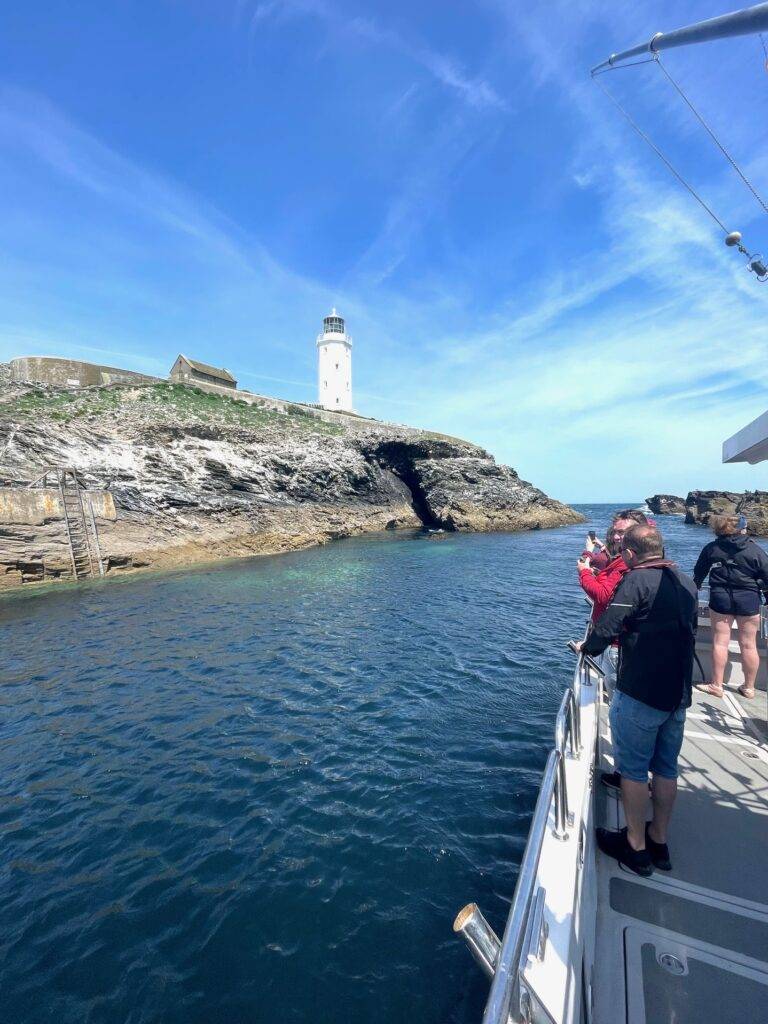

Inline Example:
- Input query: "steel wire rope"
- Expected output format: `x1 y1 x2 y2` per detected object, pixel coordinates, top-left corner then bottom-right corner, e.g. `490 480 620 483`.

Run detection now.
655 54 768 218
591 69 732 235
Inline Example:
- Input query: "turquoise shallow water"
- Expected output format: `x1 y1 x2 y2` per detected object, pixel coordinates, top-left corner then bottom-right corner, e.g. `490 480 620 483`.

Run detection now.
0 506 738 1023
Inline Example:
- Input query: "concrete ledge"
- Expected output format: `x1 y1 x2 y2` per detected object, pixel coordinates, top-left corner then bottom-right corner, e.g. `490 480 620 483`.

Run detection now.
0 488 117 525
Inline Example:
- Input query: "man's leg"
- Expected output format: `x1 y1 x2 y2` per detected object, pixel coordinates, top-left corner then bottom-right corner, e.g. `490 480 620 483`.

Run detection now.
647 704 686 855
621 778 650 851
599 693 655 875
648 775 677 845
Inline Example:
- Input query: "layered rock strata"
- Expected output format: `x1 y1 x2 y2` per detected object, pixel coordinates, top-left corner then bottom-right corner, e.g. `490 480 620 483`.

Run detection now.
0 376 582 588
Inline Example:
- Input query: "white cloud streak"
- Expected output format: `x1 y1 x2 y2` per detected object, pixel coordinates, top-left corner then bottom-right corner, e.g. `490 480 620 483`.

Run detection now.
3 2 768 504
247 0 506 110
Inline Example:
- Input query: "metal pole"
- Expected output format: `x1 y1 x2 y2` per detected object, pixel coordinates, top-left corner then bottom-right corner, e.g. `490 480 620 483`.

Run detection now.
453 903 501 979
591 2 768 74
86 494 106 577
57 469 79 580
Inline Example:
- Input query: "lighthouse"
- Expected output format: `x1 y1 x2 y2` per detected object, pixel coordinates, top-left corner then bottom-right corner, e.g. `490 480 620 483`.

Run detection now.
317 309 353 411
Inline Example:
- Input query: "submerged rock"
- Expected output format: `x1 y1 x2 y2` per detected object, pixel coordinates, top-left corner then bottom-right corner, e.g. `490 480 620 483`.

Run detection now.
0 380 582 588
646 494 686 515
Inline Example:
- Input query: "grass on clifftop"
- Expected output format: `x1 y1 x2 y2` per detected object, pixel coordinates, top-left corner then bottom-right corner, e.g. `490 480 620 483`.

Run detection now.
2 382 344 436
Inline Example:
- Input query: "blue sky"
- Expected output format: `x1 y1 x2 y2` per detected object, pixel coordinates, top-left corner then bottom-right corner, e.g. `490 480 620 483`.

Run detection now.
2 1 768 502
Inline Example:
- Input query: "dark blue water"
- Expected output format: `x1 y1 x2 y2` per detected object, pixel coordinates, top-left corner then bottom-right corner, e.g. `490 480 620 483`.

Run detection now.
0 506 723 1023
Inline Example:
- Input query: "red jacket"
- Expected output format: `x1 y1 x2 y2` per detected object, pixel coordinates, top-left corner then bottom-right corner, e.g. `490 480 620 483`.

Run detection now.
579 555 629 622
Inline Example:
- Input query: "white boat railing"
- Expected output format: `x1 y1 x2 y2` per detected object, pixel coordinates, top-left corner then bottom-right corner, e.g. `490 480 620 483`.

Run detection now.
455 645 604 1023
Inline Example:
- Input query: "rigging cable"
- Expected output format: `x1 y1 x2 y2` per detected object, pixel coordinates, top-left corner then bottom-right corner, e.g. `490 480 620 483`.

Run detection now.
591 69 731 235
655 54 768 219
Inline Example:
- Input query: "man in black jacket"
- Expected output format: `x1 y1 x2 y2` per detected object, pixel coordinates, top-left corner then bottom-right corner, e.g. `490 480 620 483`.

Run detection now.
579 524 697 876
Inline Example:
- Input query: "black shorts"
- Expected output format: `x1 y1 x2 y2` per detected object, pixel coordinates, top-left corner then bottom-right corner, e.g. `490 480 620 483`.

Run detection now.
709 587 761 617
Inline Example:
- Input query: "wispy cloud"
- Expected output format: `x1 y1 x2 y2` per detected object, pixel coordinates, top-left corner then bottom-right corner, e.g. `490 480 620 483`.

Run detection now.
246 0 506 110
3 3 768 504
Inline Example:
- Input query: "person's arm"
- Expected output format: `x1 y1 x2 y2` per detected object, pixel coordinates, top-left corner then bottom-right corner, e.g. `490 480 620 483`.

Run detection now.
692 544 712 590
582 575 641 656
578 563 624 606
577 556 596 584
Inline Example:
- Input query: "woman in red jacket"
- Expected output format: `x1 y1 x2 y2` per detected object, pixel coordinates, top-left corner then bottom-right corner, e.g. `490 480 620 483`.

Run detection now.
578 517 633 623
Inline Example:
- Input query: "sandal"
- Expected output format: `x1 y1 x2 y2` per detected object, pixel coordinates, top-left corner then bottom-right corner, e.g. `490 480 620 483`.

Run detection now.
737 684 756 699
695 683 724 698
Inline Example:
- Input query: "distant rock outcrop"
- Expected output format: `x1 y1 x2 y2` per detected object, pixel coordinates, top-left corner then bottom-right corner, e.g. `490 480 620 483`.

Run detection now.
731 491 768 536
646 494 686 515
684 491 742 527
681 490 768 535
0 379 583 588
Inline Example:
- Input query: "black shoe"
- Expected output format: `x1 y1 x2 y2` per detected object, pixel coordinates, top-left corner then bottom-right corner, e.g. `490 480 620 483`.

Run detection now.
645 823 672 871
596 827 653 876
600 770 621 791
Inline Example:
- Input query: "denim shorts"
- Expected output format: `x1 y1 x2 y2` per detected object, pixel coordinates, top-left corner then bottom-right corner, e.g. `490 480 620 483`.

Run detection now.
609 691 686 782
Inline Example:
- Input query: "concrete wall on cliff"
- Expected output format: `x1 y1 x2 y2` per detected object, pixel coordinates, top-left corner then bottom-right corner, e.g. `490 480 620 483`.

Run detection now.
0 488 116 525
10 357 159 388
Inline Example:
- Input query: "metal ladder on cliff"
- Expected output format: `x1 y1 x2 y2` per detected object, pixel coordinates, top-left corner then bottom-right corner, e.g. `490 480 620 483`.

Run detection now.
59 470 95 579
28 467 105 580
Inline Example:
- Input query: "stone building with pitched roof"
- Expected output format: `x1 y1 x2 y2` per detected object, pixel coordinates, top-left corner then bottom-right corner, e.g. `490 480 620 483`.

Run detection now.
170 355 237 390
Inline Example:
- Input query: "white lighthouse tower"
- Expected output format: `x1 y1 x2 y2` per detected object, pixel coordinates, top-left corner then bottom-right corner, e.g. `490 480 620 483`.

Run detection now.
317 308 353 411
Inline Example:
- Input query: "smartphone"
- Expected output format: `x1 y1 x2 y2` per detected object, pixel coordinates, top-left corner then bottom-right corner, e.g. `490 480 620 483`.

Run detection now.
588 530 596 540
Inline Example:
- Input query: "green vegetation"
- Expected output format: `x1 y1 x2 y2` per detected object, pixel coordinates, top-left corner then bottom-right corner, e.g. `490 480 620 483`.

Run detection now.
141 383 343 434
2 381 344 436
1 389 120 422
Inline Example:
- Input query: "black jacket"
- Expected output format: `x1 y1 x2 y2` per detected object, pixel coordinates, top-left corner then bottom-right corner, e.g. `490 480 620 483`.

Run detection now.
693 534 768 595
582 563 698 712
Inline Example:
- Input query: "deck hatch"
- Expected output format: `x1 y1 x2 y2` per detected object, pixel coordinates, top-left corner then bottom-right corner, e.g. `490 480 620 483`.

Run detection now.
610 877 768 959
634 938 768 1024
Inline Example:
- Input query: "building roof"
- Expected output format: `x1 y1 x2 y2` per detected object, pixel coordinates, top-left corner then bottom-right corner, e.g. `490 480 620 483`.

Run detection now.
176 354 236 384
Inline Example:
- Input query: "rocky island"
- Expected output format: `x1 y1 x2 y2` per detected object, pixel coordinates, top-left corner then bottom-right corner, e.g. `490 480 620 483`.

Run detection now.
646 490 768 534
0 365 582 589
645 494 686 515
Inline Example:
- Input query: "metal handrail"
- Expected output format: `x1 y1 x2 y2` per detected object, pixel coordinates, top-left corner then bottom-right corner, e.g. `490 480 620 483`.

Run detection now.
556 687 582 757
480 651 595 1024
481 748 560 1024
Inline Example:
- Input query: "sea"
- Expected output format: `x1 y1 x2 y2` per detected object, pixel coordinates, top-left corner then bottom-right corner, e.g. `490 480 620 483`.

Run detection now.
0 504 747 1024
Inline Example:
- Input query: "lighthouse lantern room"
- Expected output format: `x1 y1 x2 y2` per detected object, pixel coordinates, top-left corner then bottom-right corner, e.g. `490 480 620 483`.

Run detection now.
317 309 353 411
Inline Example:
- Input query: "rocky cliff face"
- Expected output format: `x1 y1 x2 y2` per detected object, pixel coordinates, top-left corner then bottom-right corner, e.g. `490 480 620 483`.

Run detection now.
683 490 768 534
646 494 686 515
735 491 768 536
0 375 582 588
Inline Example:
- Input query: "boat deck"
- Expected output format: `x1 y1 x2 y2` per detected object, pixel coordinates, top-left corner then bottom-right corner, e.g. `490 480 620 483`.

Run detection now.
592 686 768 1023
